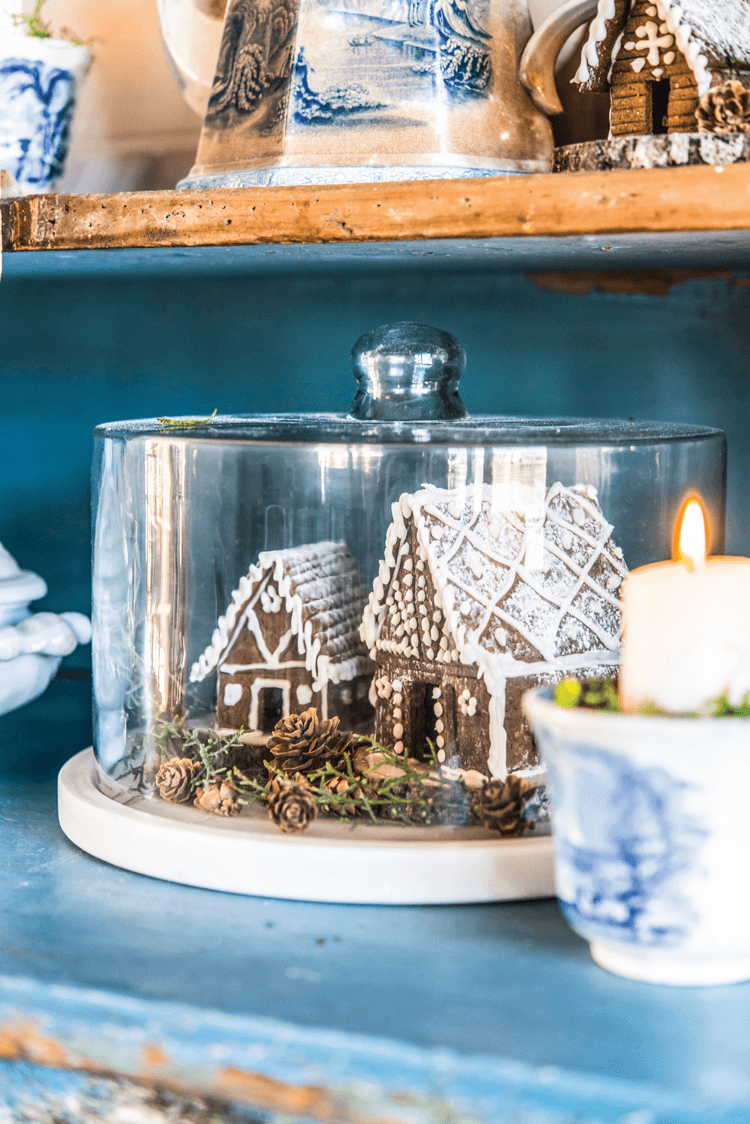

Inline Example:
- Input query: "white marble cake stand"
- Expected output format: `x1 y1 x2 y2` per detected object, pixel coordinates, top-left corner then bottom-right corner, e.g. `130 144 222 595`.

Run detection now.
58 749 555 905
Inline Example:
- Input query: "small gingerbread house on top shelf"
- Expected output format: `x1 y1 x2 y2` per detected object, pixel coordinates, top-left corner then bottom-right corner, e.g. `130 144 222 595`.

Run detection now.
575 0 750 137
190 541 373 737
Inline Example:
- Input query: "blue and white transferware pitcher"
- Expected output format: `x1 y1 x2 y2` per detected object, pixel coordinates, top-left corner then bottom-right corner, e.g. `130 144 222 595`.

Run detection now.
159 0 554 185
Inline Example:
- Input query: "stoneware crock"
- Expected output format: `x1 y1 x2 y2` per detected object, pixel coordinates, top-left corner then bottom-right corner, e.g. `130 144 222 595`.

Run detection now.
161 0 555 186
524 686 750 987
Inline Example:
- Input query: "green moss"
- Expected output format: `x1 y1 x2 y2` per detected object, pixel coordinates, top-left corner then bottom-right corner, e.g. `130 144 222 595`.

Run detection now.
157 409 217 429
554 679 582 709
554 678 750 718
555 676 619 711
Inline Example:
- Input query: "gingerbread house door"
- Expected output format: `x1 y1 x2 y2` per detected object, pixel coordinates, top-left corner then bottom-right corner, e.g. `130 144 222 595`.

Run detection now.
410 681 456 762
251 678 291 733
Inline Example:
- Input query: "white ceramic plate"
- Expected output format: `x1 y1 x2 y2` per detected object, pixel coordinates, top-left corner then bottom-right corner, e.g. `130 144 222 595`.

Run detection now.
58 749 556 904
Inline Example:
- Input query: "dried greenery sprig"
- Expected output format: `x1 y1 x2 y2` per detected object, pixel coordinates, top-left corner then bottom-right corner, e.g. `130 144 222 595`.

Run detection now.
153 716 252 790
144 717 542 834
13 0 84 43
157 409 218 430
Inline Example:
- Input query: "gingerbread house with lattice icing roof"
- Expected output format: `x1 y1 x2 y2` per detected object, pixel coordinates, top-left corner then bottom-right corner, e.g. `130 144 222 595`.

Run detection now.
361 483 627 779
191 542 373 736
574 0 750 137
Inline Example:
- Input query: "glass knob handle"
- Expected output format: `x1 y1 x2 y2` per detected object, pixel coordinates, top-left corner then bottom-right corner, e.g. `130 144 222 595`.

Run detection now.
349 322 469 422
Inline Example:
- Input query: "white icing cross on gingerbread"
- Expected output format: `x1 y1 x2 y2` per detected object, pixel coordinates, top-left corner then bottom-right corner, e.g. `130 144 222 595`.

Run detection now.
625 20 675 72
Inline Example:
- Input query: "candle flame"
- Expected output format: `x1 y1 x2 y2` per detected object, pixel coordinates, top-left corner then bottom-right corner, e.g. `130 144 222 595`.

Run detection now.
677 499 707 569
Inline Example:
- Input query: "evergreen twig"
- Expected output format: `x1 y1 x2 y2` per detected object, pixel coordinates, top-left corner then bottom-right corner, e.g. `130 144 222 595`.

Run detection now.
146 721 536 831
13 0 84 42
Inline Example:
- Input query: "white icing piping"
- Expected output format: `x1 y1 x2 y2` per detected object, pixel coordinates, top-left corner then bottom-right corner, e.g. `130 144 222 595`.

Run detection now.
575 0 618 85
607 28 624 85
654 0 710 96
221 660 306 673
579 0 711 98
378 647 618 681
487 692 507 779
191 542 369 690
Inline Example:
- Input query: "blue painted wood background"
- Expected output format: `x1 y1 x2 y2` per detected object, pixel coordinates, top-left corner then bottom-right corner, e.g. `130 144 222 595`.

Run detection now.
1 263 748 771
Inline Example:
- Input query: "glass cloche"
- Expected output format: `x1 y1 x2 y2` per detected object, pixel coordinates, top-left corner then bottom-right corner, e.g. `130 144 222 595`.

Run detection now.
91 323 726 842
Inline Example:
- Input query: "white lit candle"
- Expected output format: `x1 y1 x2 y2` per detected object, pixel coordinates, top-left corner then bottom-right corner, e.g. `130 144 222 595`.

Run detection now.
620 500 750 714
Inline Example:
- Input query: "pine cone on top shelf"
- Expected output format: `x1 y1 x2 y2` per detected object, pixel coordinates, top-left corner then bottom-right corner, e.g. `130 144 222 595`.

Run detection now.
268 779 317 833
696 80 750 134
266 707 355 776
476 775 537 837
155 757 200 803
194 780 240 816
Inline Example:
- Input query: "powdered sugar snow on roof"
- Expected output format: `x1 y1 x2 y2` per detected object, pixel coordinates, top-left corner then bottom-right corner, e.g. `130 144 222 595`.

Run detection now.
361 481 627 683
191 541 371 690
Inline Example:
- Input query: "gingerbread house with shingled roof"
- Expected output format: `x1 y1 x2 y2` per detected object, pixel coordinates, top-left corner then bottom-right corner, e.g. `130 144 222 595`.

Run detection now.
191 541 373 737
361 483 627 780
574 0 750 137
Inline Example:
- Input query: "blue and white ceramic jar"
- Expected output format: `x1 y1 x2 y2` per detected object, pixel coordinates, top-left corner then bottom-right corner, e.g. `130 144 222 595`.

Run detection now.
524 687 750 986
0 35 91 192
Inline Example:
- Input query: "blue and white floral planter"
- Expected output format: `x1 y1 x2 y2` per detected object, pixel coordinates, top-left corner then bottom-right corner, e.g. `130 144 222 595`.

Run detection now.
524 687 750 987
0 36 91 192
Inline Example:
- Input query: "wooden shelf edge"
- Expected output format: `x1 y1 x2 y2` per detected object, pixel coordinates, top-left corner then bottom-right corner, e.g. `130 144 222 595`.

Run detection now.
3 163 750 252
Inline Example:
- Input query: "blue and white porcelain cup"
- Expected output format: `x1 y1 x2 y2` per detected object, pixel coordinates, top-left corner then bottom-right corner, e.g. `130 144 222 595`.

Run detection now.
0 35 91 192
524 687 750 987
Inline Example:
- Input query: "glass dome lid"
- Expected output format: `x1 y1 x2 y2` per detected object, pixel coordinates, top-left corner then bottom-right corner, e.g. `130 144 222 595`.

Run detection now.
89 322 727 860
94 322 722 446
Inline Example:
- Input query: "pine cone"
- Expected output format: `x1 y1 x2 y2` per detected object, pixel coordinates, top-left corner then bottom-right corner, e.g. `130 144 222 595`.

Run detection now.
268 779 317 833
321 773 363 817
352 745 371 775
267 707 354 775
696 80 750 134
477 775 537 837
194 780 240 816
156 757 200 803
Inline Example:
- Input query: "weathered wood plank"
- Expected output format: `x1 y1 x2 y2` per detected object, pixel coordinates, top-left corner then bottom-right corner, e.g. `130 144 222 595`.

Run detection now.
3 164 750 252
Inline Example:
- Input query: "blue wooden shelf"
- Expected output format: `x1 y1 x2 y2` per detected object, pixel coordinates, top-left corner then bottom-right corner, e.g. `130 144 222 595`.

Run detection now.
1 683 749 1123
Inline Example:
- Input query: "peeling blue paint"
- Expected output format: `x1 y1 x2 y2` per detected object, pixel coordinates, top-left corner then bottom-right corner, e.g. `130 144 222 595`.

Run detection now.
0 776 749 1121
0 973 748 1123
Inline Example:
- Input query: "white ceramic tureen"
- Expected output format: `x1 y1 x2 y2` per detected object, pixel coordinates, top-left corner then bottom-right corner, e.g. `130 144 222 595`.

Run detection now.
0 543 90 716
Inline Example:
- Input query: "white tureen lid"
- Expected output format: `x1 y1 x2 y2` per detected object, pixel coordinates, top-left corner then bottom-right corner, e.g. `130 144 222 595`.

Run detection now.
0 544 47 606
